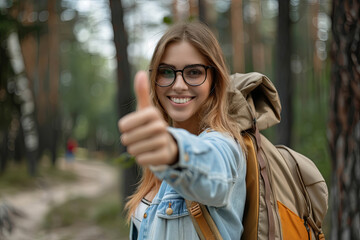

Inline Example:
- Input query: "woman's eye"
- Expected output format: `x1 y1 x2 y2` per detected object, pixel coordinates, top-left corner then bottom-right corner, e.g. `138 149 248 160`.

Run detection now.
186 68 203 77
159 68 174 78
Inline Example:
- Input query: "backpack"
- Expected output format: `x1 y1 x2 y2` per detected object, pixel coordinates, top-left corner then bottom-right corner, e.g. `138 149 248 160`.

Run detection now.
185 72 329 240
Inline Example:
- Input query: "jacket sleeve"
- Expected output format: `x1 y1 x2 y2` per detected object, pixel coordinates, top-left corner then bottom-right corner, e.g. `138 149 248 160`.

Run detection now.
150 127 246 207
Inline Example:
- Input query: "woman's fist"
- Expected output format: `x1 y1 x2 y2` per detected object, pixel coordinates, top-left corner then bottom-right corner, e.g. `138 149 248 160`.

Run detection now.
118 71 178 166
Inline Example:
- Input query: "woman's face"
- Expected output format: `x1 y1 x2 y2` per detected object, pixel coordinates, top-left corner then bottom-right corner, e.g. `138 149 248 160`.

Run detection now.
155 41 212 133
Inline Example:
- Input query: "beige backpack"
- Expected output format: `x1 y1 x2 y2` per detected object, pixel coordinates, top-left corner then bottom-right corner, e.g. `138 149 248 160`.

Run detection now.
186 72 329 240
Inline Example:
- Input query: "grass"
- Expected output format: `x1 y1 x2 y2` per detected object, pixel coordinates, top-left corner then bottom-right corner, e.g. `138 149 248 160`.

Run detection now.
42 189 129 239
0 159 77 195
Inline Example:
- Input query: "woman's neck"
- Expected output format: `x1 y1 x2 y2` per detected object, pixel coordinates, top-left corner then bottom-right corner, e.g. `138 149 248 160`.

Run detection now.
172 114 203 135
173 121 201 135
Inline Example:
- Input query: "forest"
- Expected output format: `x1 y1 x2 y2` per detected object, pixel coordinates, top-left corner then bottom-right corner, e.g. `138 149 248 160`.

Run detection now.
0 0 359 239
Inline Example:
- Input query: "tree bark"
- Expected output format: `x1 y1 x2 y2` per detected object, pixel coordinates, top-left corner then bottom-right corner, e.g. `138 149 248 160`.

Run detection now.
275 0 292 146
109 0 139 203
328 0 360 239
0 132 8 174
47 0 60 166
19 0 60 168
231 0 245 73
7 32 39 176
172 0 179 23
198 0 207 23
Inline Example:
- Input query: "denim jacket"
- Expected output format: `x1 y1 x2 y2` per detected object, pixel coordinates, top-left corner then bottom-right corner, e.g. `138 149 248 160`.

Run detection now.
130 127 246 240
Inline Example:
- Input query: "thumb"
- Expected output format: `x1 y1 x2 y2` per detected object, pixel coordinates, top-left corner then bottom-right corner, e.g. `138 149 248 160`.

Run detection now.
134 70 152 110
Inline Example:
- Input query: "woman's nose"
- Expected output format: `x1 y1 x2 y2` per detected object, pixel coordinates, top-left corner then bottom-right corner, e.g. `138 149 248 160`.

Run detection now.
172 73 188 90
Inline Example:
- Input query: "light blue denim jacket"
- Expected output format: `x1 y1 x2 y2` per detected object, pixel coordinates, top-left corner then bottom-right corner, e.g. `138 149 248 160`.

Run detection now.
130 127 246 240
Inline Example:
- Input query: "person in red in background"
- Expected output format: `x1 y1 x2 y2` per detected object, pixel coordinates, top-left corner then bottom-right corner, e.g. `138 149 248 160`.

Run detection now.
66 138 77 163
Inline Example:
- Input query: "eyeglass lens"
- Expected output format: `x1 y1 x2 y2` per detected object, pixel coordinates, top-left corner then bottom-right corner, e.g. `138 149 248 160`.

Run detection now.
156 65 207 87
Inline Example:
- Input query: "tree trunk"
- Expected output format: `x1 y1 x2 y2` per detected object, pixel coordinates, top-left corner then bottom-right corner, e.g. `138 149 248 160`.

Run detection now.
198 0 207 23
7 32 39 176
172 0 179 23
0 132 8 174
189 0 198 19
231 0 245 73
275 0 292 146
109 0 139 204
47 0 60 166
328 0 360 239
18 0 60 168
250 0 265 73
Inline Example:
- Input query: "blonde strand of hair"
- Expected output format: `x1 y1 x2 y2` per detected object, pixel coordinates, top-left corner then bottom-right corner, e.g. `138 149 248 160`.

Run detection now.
124 168 161 223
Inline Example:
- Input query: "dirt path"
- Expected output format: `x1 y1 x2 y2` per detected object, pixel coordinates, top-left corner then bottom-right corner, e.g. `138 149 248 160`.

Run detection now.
0 159 119 240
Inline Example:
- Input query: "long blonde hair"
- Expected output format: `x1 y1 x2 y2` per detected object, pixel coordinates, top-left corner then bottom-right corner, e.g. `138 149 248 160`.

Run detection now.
125 22 244 221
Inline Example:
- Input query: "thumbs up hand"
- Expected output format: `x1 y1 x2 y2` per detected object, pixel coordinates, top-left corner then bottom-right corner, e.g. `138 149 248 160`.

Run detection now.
135 71 152 110
118 71 178 166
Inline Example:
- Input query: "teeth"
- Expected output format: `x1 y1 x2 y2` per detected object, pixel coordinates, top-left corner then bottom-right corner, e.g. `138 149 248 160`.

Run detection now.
171 97 192 104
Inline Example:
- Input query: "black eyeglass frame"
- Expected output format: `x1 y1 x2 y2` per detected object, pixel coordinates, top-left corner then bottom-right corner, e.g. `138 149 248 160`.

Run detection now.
150 64 214 87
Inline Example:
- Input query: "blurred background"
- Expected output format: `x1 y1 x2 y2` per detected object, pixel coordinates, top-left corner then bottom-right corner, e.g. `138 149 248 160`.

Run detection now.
0 0 359 239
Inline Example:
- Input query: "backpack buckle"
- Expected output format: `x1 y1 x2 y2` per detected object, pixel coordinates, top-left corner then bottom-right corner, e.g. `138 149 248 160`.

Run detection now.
189 203 203 218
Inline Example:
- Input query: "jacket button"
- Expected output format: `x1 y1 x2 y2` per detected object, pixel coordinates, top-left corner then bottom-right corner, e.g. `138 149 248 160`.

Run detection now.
143 213 147 218
184 153 189 162
166 203 173 215
166 207 173 215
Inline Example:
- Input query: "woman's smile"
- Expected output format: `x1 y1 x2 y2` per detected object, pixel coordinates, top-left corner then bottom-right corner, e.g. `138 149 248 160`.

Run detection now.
168 96 195 105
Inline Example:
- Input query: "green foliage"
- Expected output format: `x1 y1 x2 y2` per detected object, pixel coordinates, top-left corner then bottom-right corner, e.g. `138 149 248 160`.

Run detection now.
0 159 77 195
0 13 16 37
163 15 173 25
91 197 121 226
0 163 36 193
287 3 332 185
42 190 129 238
60 42 118 150
43 197 88 229
112 152 136 169
292 62 332 185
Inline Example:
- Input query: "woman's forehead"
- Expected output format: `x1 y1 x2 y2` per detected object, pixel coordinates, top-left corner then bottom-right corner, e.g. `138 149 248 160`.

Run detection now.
159 41 208 68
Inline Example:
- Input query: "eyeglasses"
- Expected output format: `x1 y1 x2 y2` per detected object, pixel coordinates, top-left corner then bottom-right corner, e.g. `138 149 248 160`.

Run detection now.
154 64 213 87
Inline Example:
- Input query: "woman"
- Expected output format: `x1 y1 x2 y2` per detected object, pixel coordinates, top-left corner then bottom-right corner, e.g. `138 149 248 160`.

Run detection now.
119 22 246 240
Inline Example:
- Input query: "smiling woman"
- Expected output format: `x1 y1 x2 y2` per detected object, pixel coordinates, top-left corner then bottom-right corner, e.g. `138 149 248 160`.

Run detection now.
155 41 213 131
119 22 246 240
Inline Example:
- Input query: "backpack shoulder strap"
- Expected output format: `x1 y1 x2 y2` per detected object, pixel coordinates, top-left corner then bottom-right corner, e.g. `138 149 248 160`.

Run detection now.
185 200 223 240
252 128 276 240
241 133 260 239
